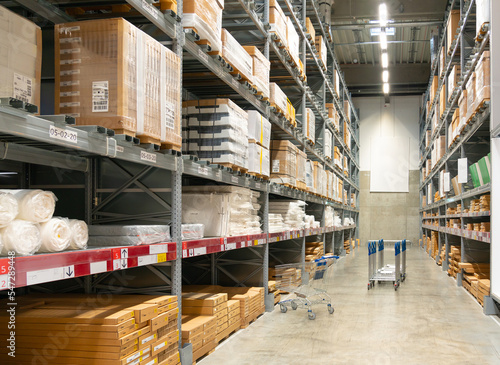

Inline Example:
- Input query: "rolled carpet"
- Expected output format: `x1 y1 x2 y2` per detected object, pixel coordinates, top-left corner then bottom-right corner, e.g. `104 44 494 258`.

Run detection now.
69 219 88 250
0 189 56 223
38 217 71 253
1 220 42 256
0 193 18 228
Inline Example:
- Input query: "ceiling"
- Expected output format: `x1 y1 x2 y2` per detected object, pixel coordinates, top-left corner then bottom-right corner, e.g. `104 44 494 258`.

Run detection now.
331 0 450 97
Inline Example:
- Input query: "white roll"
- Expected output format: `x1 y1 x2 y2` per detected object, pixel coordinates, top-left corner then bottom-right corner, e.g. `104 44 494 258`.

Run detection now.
0 189 56 223
38 217 71 253
0 193 18 228
69 219 88 250
1 220 42 256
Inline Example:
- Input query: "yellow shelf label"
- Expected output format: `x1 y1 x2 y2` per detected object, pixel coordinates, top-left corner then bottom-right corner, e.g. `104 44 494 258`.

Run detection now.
157 253 167 263
254 240 258 246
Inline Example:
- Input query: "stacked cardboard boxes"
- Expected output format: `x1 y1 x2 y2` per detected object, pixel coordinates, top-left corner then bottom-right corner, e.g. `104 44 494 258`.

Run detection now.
475 51 490 109
0 5 42 109
269 0 287 45
181 315 217 362
243 46 271 99
461 262 490 306
305 18 315 40
305 108 316 144
447 246 461 278
270 140 298 186
247 110 271 178
324 129 332 161
447 10 461 50
0 294 180 365
296 149 307 190
55 18 182 148
270 82 288 117
326 103 340 132
315 35 327 69
182 99 248 170
286 17 300 71
344 121 352 151
221 29 253 82
305 241 324 262
448 65 461 101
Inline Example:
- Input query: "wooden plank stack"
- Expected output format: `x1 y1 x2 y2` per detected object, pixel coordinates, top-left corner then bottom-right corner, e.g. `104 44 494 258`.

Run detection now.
305 241 324 262
431 231 439 259
181 315 217 363
0 294 180 365
447 246 461 278
344 239 351 254
460 262 490 306
480 194 491 211
438 245 446 266
268 280 281 304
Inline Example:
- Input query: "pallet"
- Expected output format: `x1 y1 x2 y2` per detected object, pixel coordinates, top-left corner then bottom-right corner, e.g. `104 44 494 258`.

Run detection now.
138 134 161 146
113 128 136 138
248 172 270 180
270 32 287 48
160 142 181 152
220 163 248 174
192 348 216 365
240 310 264 329
270 103 286 118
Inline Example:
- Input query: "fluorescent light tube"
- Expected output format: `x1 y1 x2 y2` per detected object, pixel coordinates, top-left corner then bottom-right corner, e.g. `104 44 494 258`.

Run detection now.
381 52 389 68
383 83 390 94
382 70 389 83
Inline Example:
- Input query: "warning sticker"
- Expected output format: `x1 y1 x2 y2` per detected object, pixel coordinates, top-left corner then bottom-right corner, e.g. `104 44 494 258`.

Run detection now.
92 81 109 112
13 73 33 104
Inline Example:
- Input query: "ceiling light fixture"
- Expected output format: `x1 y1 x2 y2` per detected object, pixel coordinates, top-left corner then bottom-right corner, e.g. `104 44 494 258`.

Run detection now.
380 32 387 50
381 52 388 68
379 3 388 27
382 70 389 83
383 83 390 94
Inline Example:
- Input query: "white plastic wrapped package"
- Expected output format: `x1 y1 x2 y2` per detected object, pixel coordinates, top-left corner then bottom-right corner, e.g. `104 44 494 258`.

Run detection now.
344 217 354 226
334 213 342 227
305 108 316 144
247 110 271 149
306 160 314 191
183 9 222 52
325 206 334 227
222 29 253 82
324 129 332 160
248 142 270 177
269 0 287 44
269 213 288 233
182 224 205 240
269 200 306 230
1 220 42 256
0 189 56 223
69 219 89 249
286 17 300 67
38 217 72 253
269 83 287 113
88 225 171 246
0 192 18 228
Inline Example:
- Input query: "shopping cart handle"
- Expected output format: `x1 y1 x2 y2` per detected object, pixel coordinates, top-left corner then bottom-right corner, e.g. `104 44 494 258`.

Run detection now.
317 255 339 261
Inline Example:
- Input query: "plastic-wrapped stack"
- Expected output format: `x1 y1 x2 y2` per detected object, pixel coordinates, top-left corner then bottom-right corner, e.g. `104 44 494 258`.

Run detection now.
269 214 287 233
296 149 307 190
270 140 298 186
315 35 327 69
305 160 314 192
326 103 340 132
325 206 334 227
305 108 316 144
182 186 261 237
182 224 205 240
269 0 287 44
305 215 320 229
324 129 332 160
221 29 253 82
333 213 342 227
247 110 271 178
183 0 224 52
55 18 181 148
268 200 305 230
286 17 300 69
88 225 171 246
243 46 271 99
269 82 288 116
182 99 249 170
0 189 89 256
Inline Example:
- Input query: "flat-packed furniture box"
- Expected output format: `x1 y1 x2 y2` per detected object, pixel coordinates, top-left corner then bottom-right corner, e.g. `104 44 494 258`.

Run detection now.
270 140 298 186
182 98 248 170
55 18 181 147
248 142 270 177
448 65 461 101
247 110 271 149
334 146 342 169
183 0 224 52
269 82 287 115
315 35 327 69
326 103 340 131
344 121 351 150
465 72 476 122
475 51 490 108
458 90 468 131
343 100 351 123
221 29 253 82
447 10 461 50
324 129 332 160
296 149 307 190
269 0 287 45
0 4 42 109
181 315 217 362
439 84 446 118
430 75 439 102
305 108 315 144
305 17 315 40
286 17 300 68
243 46 270 99
0 294 179 365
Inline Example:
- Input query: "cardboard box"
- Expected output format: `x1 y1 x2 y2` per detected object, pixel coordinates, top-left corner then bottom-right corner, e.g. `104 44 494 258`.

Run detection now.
287 17 300 67
296 148 307 186
447 10 461 49
243 46 270 98
0 4 42 108
448 65 461 101
182 292 227 307
130 303 159 324
269 0 287 44
221 29 253 82
248 142 270 177
430 75 439 102
181 315 216 339
343 100 351 123
269 82 287 113
458 90 468 131
465 72 476 121
305 17 315 40
324 129 332 160
305 108 315 144
475 51 490 104
270 139 298 186
315 35 327 68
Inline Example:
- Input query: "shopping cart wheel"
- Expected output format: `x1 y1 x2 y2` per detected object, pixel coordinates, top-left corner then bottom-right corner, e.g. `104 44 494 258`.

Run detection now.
280 304 287 313
394 284 398 291
367 283 370 290
327 304 334 314
308 312 316 320
291 301 298 310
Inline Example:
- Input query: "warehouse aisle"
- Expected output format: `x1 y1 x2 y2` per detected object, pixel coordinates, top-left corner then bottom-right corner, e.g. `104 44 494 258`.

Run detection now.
199 245 500 365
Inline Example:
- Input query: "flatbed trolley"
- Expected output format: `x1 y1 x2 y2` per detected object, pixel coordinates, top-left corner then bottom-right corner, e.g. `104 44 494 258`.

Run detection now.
368 240 402 291
276 255 338 320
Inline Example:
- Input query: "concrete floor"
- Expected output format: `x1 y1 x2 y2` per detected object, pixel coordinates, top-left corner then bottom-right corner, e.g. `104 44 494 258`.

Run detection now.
199 245 500 365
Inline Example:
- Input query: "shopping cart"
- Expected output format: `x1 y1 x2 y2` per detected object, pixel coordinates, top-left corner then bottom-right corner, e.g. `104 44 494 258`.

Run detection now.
367 239 402 291
276 255 338 320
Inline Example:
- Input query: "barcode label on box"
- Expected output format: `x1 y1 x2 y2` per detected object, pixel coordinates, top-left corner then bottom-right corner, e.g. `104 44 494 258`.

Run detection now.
60 80 80 87
59 37 81 44
59 102 80 108
60 48 81 55
272 160 280 173
60 59 81 65
142 0 159 19
140 151 157 163
60 91 80 97
60 69 80 76
59 26 80 34
49 125 78 143
92 81 109 112
13 73 33 104
165 102 175 131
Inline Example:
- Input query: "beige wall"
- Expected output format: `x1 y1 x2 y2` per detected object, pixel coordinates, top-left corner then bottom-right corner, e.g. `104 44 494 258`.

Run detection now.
359 170 420 246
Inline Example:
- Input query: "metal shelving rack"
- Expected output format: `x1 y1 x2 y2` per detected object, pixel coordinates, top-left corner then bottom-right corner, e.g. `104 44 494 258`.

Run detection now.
0 0 360 360
418 0 498 313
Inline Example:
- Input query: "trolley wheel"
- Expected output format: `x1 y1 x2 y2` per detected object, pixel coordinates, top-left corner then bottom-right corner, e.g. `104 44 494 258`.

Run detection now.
328 305 334 314
291 301 298 310
308 312 316 320
280 304 287 313
394 284 398 291
367 283 371 290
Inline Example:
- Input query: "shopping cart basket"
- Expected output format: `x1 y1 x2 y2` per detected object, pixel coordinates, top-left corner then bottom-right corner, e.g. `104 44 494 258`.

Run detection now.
367 240 402 291
276 255 338 320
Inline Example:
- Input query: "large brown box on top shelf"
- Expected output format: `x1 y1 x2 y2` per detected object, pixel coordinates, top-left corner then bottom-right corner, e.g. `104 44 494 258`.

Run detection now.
447 10 461 50
55 18 181 147
183 0 224 52
243 46 270 99
0 4 42 109
475 51 490 108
